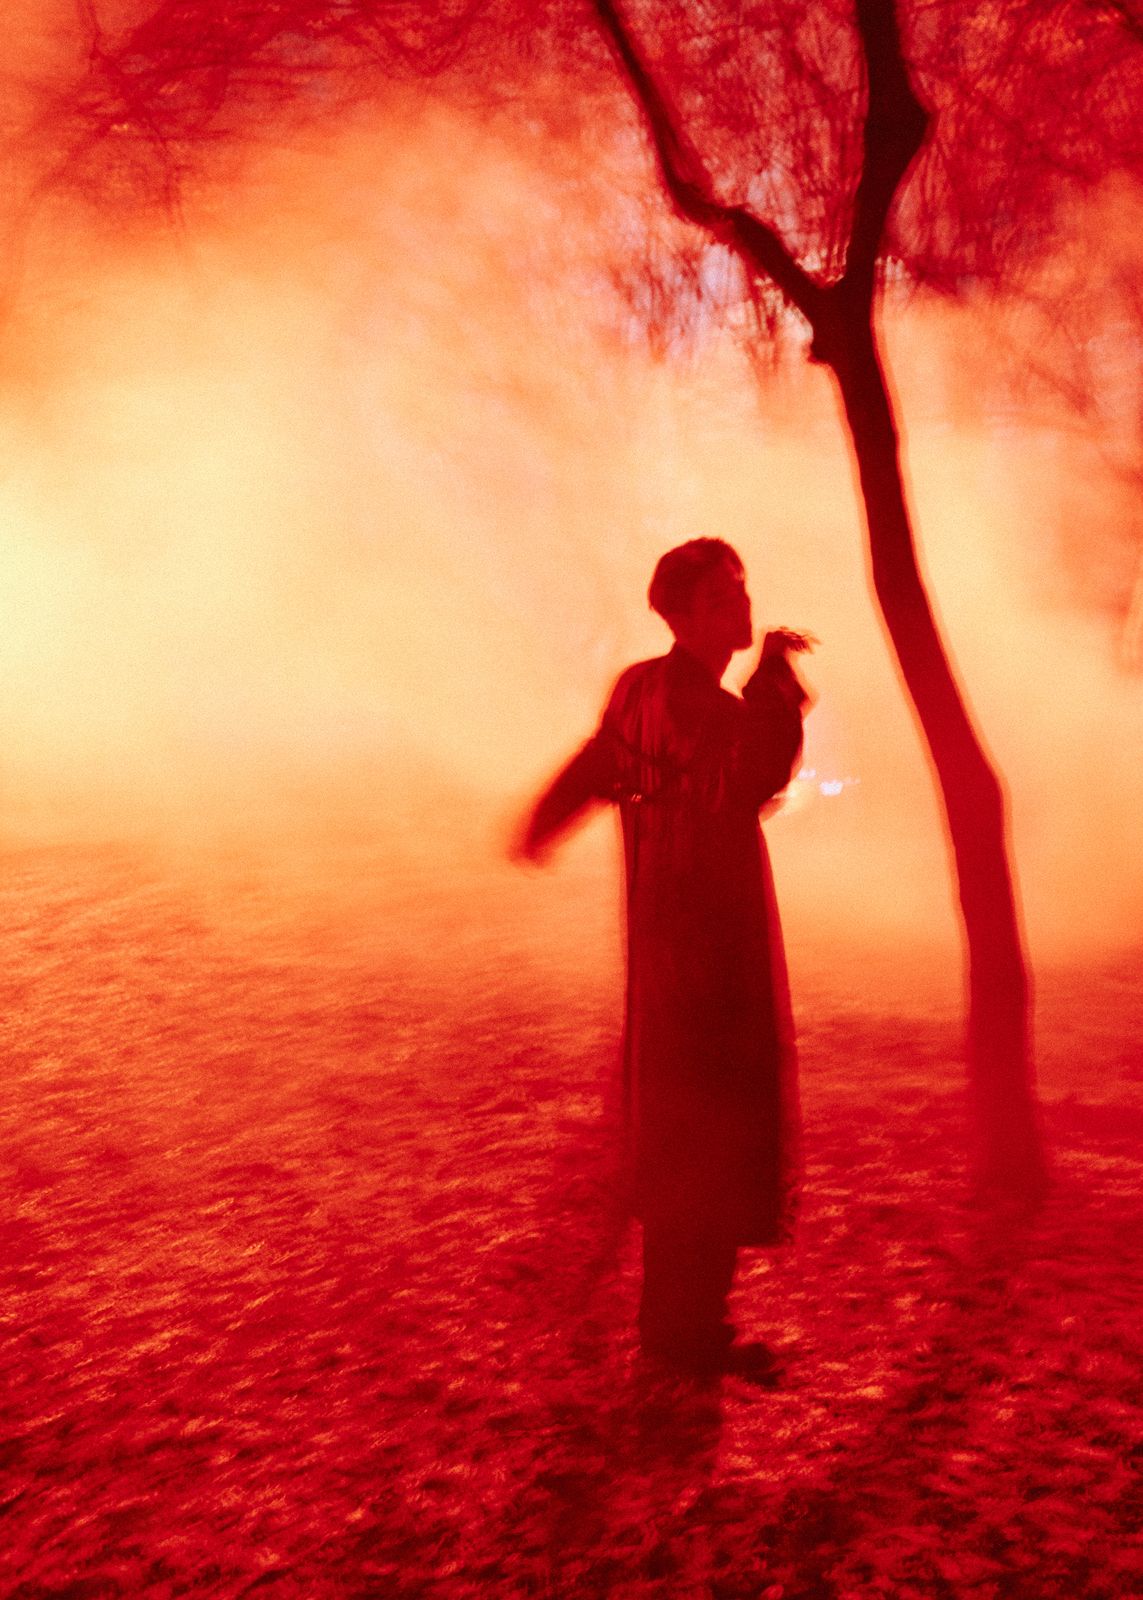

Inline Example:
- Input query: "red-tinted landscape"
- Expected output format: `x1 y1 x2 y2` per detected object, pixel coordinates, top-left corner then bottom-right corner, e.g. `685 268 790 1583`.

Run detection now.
1 10 1141 1595
1 840 1138 1599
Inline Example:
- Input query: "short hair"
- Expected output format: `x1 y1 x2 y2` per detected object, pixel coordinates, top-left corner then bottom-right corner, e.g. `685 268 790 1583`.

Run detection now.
648 537 742 622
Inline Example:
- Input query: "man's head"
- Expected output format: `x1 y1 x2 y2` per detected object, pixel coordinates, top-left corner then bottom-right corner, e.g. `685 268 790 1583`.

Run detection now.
648 537 753 663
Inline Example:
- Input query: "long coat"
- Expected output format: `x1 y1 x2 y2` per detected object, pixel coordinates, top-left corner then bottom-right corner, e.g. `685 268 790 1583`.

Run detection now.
528 643 806 1245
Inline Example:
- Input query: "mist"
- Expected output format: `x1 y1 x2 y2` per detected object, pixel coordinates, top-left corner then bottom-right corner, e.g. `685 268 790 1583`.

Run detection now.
0 97 1139 981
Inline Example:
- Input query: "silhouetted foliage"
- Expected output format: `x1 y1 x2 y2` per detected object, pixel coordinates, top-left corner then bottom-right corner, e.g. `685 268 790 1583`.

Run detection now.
50 2 1143 295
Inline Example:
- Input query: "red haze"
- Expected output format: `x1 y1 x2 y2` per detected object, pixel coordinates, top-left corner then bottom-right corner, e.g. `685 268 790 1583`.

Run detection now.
0 103 1136 983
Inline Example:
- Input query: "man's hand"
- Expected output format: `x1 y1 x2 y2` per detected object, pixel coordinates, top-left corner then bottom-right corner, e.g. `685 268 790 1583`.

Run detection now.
761 628 818 661
506 817 553 868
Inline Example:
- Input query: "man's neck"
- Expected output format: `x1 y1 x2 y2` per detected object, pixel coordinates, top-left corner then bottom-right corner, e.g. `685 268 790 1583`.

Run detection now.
673 635 733 683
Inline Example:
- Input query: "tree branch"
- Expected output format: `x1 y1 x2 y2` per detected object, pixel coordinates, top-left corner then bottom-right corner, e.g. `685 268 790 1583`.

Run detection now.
842 0 930 309
589 0 825 330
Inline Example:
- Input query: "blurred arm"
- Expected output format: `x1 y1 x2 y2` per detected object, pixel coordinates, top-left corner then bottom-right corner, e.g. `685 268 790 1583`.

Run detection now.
514 732 616 864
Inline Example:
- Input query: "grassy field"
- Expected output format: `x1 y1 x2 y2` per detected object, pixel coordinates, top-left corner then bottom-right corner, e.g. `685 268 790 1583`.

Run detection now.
0 841 1139 1599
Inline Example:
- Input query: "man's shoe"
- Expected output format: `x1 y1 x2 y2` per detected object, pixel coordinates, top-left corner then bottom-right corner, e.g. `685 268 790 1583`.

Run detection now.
640 1333 782 1387
721 1340 782 1387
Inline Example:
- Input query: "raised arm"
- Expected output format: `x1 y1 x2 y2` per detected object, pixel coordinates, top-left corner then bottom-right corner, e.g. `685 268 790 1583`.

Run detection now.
738 631 814 808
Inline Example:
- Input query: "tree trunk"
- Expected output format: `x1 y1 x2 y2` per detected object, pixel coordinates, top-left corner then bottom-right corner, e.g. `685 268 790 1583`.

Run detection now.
829 317 1045 1199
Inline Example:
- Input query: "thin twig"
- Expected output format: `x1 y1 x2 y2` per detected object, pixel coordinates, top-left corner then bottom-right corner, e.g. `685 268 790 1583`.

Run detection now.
589 0 824 330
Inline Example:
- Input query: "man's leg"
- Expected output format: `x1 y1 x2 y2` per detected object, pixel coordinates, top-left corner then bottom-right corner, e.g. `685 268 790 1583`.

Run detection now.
639 1216 737 1368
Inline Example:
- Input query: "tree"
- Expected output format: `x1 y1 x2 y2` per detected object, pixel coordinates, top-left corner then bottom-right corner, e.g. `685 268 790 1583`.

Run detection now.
39 0 1143 1198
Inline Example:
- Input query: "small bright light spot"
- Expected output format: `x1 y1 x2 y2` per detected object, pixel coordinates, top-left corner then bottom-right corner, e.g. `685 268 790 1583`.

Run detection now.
820 780 844 796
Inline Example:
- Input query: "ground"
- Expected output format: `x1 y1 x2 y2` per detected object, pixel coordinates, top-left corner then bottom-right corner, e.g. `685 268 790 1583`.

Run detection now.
0 839 1139 1599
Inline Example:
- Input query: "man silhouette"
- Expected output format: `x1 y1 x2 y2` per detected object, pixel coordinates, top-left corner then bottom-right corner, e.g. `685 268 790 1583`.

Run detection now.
516 538 812 1376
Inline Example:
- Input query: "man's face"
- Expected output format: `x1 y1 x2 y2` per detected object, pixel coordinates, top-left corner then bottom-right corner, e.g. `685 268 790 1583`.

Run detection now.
688 557 754 653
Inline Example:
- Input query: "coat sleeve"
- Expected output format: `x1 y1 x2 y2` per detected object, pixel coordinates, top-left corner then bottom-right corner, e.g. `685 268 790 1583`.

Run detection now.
519 665 646 854
737 654 809 808
518 668 636 862
520 732 616 856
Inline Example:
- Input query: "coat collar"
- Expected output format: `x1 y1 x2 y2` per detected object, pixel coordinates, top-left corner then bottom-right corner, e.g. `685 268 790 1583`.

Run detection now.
668 641 724 688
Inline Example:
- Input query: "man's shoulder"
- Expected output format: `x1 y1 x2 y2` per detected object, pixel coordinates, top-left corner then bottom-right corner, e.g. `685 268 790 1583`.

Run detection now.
607 653 671 698
602 651 741 739
597 655 669 734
